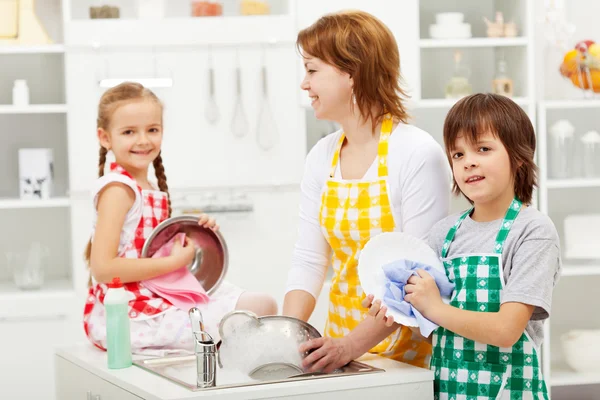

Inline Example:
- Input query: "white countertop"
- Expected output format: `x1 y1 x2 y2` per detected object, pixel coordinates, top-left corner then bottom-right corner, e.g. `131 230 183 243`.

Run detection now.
56 343 434 400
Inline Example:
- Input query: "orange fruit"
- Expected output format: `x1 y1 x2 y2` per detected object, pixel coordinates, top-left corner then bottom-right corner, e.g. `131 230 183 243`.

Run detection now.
561 49 583 77
570 68 600 92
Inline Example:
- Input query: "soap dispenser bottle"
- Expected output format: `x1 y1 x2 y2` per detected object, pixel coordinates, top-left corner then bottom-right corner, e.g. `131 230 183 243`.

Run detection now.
105 277 132 369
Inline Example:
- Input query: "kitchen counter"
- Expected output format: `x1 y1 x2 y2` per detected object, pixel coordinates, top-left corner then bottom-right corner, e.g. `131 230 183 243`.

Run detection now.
55 344 434 399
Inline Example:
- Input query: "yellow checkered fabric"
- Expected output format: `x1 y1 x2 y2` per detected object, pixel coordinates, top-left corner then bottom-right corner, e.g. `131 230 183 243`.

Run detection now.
320 115 432 368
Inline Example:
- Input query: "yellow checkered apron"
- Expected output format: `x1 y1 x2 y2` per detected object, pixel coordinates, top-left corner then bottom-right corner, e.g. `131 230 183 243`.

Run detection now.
319 115 432 368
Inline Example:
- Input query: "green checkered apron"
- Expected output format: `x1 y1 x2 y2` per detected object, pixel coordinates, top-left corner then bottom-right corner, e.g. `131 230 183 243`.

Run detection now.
431 198 549 400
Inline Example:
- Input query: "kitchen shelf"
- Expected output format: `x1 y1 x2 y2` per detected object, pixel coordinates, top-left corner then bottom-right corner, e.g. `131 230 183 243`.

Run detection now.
0 104 68 114
546 179 600 189
419 37 528 49
0 197 71 209
0 278 75 320
541 99 600 110
414 97 529 109
560 264 600 277
551 363 600 387
65 15 296 48
0 44 66 54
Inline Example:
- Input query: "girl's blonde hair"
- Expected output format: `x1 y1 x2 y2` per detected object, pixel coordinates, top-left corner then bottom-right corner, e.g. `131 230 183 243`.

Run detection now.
84 82 171 285
297 10 410 130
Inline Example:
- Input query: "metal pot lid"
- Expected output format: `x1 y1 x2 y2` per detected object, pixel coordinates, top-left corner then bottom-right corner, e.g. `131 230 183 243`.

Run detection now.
141 215 228 295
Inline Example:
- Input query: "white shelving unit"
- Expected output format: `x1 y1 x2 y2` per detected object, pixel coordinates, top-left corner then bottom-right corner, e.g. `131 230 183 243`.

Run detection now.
0 104 68 114
0 44 66 54
414 96 529 109
0 2 80 399
0 197 71 209
419 36 528 48
412 0 536 214
415 0 535 113
537 99 600 391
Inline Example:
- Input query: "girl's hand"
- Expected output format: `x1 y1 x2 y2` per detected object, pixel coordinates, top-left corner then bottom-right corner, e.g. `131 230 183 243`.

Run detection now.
299 336 354 373
197 213 219 231
361 294 395 327
404 270 443 318
170 236 196 267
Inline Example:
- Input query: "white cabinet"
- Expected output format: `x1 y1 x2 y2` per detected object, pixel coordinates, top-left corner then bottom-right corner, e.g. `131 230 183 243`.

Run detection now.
55 356 142 400
537 100 600 394
0 317 80 400
0 2 80 400
411 0 536 214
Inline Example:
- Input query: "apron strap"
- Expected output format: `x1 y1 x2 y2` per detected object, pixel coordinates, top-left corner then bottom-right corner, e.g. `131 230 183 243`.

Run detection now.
441 208 471 259
328 114 394 179
492 197 522 254
441 197 523 258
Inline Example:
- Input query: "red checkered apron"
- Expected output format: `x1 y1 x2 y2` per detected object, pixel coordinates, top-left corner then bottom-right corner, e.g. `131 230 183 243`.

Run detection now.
83 163 174 350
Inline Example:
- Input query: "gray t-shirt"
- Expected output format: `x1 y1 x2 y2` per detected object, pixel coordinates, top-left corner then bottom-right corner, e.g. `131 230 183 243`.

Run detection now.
428 206 562 348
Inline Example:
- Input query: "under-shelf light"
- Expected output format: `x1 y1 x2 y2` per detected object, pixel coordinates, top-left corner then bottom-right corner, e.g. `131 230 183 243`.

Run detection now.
98 78 173 89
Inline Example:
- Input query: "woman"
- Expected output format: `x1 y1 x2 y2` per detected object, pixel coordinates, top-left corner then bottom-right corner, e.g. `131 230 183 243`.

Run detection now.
282 10 451 372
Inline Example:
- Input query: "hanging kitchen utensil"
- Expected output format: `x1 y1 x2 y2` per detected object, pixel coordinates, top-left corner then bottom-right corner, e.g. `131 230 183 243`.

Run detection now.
231 50 248 138
205 47 220 124
255 50 278 150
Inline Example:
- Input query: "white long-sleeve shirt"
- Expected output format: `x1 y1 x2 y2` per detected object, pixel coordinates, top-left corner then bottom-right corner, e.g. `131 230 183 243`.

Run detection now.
285 123 452 300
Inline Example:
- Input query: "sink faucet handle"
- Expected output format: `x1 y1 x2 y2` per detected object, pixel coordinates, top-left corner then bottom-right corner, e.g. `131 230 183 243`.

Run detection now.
189 307 205 334
189 307 214 343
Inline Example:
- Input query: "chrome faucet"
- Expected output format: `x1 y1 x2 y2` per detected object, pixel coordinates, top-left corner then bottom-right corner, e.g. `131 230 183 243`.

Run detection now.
189 307 217 388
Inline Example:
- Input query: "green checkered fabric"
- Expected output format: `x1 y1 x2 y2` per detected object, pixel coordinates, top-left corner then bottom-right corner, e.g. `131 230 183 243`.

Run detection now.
431 199 549 399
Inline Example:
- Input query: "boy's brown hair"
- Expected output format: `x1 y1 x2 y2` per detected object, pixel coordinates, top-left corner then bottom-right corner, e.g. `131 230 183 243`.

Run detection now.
296 10 410 130
443 93 537 204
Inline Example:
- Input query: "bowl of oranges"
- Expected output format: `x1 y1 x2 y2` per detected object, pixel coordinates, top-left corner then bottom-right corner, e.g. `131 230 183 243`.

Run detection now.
559 40 600 93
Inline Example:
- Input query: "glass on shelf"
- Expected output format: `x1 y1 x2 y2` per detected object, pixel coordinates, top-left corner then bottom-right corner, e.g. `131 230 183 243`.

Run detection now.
491 58 514 97
6 242 49 290
548 119 575 179
581 130 600 178
445 50 472 99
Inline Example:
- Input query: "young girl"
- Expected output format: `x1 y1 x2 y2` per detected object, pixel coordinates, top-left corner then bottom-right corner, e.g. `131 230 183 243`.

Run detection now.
365 93 561 399
83 82 277 355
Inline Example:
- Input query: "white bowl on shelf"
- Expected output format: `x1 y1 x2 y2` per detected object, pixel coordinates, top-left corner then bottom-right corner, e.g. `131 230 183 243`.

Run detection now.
435 12 464 25
429 23 472 40
561 329 600 372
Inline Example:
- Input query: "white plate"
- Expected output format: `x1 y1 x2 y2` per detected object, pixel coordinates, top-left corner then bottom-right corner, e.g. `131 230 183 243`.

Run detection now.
358 232 449 327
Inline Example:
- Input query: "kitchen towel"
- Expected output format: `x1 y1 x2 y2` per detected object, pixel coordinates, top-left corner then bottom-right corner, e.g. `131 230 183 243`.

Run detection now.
142 233 210 310
382 259 454 337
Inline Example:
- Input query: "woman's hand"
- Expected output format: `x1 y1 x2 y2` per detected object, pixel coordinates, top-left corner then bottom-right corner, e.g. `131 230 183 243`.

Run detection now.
169 236 196 268
404 270 443 319
299 336 355 373
197 213 219 231
361 294 395 327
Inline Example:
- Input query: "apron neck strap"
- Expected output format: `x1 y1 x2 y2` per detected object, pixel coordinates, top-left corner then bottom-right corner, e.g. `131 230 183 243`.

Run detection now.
328 114 394 178
441 197 523 258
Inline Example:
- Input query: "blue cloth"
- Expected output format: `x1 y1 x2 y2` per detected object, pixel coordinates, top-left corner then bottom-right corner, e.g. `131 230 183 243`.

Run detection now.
382 259 455 337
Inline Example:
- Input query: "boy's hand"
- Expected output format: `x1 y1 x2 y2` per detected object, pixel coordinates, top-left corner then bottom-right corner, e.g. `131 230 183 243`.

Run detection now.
404 269 443 318
197 213 219 231
361 294 395 327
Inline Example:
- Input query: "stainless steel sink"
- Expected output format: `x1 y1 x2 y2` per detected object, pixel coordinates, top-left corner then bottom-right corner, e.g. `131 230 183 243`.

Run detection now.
133 355 385 392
